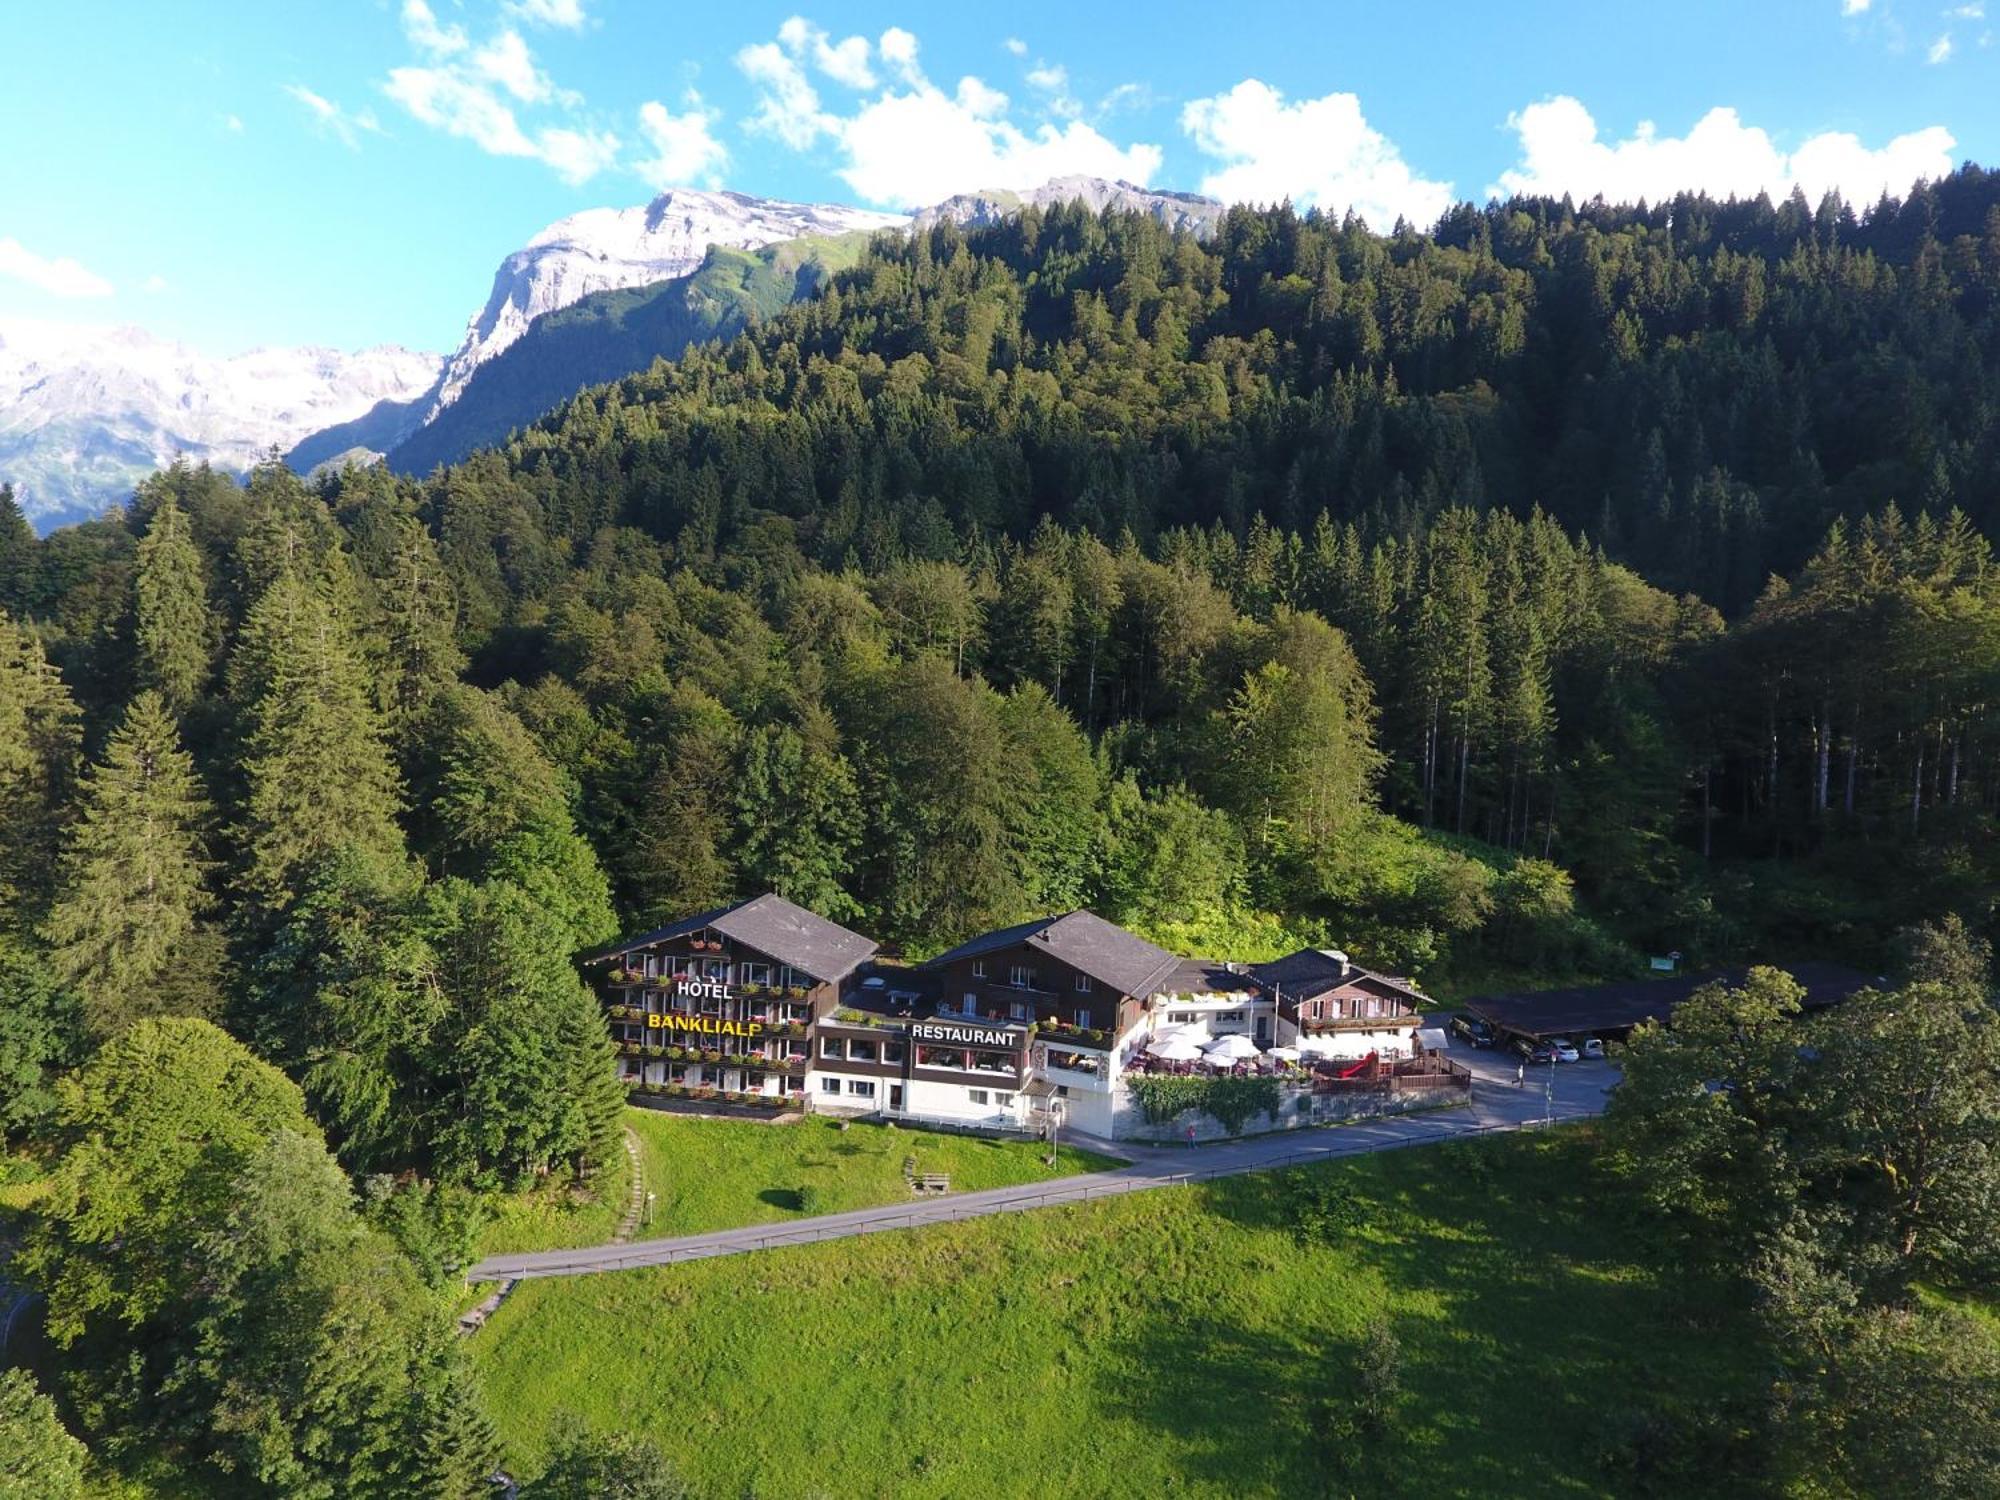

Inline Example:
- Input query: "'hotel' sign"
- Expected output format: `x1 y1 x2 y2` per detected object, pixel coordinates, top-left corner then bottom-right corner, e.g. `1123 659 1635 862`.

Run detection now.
676 974 733 1001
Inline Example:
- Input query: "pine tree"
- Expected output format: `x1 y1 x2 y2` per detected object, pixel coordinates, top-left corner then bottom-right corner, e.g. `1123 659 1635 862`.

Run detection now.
0 483 36 617
0 611 81 924
232 565 407 917
43 691 218 1036
133 494 217 713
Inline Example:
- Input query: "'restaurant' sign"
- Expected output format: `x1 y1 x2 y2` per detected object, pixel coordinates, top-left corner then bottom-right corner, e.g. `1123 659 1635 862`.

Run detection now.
911 1020 1019 1049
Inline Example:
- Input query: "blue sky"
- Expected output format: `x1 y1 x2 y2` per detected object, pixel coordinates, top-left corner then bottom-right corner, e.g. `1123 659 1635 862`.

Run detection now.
0 0 1992 356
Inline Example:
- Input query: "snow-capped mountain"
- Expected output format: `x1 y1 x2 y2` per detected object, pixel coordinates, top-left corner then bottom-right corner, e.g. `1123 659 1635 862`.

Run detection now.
0 320 441 529
914 176 1225 238
5 178 1223 531
430 188 904 414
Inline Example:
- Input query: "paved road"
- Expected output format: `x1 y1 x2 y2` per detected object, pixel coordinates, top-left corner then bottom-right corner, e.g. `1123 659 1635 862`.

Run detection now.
467 1035 1617 1284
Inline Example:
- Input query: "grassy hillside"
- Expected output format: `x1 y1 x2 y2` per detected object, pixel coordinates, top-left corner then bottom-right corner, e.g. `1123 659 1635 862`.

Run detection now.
387 231 876 475
473 1127 1761 1499
474 1110 1115 1257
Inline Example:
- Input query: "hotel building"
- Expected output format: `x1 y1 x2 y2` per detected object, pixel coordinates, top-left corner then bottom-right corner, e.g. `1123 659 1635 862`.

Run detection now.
586 894 1427 1140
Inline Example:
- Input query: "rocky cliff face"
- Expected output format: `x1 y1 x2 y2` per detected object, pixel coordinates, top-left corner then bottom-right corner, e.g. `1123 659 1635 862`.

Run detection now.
430 188 905 414
913 176 1225 238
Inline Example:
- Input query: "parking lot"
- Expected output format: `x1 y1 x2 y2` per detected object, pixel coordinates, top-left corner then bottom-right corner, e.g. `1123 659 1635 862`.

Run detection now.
1424 1013 1621 1127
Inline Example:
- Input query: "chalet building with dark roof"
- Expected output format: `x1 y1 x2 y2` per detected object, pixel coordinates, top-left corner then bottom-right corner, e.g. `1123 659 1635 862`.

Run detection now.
1248 948 1428 1060
583 896 1422 1138
585 893 880 1104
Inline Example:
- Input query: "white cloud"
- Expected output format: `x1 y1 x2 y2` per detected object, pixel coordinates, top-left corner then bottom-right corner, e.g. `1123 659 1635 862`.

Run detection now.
1490 95 1956 206
383 5 616 183
401 0 465 57
505 0 587 28
738 22 1162 207
737 39 830 149
1928 31 1955 60
1182 79 1454 228
142 274 168 293
284 84 382 149
0 237 114 298
1004 37 1028 57
777 17 876 88
224 113 244 133
636 96 729 187
473 31 554 103
1841 0 1870 13
879 28 923 86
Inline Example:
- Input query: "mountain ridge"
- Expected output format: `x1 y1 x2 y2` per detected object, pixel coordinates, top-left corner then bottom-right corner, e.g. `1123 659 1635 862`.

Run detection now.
2 176 1227 530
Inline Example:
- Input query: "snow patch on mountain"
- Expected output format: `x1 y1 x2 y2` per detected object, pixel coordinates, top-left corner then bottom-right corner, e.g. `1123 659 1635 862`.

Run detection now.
0 320 441 529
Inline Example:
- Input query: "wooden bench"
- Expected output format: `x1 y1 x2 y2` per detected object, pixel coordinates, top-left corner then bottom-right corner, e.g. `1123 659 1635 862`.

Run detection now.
909 1172 951 1195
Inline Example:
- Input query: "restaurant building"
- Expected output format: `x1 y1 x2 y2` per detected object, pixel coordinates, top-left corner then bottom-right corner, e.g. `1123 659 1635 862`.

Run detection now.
584 895 1428 1139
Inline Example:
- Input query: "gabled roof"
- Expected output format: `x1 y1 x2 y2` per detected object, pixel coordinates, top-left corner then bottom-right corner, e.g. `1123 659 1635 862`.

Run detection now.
1250 949 1425 1007
925 910 1183 998
584 893 878 984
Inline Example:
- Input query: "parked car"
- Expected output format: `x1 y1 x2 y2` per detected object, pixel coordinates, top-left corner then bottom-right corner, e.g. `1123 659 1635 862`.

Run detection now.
1581 1037 1607 1060
1450 1015 1495 1048
1514 1038 1555 1064
1547 1038 1581 1064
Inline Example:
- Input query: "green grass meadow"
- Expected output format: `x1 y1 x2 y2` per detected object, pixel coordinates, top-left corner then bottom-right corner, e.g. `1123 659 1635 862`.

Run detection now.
475 1111 1118 1258
473 1127 1759 1499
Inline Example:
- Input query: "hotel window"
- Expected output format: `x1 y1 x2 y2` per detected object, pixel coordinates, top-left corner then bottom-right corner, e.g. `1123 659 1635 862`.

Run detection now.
969 1089 989 1106
847 1040 878 1063
973 960 988 979
1009 964 1034 989
1009 1001 1030 1022
883 1043 905 1065
819 1076 840 1095
1073 1009 1092 1029
847 1079 876 1099
1075 974 1092 993
821 1038 843 1058
742 962 771 987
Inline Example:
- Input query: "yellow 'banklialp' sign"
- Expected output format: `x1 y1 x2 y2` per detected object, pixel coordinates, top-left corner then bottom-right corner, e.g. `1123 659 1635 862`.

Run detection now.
644 1013 765 1038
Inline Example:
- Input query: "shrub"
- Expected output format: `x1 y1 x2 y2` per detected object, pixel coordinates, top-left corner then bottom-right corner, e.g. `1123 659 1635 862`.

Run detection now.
1288 1170 1367 1246
795 1184 827 1214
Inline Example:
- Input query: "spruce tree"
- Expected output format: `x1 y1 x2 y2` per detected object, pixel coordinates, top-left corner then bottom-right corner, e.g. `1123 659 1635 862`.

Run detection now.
43 691 218 1036
133 494 217 713
0 483 36 617
232 565 407 917
0 610 81 924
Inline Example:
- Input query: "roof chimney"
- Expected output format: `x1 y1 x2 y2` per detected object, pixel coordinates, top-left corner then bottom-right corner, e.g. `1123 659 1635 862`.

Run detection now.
1318 948 1350 976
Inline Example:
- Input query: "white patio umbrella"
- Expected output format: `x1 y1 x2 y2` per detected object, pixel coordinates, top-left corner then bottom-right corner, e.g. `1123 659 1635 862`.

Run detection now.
1145 1035 1205 1062
1202 1033 1261 1061
1266 1045 1302 1062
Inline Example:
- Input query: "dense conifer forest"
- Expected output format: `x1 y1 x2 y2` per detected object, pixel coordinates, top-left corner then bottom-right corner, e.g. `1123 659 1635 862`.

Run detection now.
5 173 2000 1493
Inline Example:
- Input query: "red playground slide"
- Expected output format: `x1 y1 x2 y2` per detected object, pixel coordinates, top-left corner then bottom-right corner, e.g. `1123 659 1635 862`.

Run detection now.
1334 1050 1378 1079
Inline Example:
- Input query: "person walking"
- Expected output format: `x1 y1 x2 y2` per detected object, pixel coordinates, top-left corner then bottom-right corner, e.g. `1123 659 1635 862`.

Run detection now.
1515 1059 1525 1088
